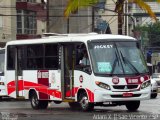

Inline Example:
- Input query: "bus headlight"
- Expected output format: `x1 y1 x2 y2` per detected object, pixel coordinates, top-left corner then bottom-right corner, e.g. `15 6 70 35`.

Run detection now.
0 82 4 85
141 80 151 89
95 81 111 90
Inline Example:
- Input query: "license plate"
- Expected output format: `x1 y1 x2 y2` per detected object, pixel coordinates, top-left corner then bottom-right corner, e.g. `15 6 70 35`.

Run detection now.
123 93 133 97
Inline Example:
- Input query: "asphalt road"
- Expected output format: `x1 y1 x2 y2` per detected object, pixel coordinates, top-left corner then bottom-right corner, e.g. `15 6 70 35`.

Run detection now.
0 95 160 120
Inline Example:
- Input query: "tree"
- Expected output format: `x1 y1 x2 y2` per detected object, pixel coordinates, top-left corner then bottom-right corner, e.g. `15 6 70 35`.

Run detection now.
134 22 160 47
64 0 160 21
148 21 160 46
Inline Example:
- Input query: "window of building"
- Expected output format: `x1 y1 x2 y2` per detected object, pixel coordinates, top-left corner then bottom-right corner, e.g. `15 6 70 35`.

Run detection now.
28 0 36 2
0 16 3 28
17 0 36 2
17 10 37 35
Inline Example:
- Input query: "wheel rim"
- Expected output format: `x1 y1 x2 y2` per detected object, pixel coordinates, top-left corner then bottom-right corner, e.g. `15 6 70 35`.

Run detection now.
80 96 88 109
32 95 39 107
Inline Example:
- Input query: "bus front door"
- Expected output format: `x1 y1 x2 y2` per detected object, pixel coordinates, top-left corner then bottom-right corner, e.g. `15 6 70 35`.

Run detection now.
61 45 75 100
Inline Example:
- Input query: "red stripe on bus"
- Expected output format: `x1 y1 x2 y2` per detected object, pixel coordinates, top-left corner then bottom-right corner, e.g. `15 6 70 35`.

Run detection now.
65 87 79 97
86 89 94 102
7 80 94 101
48 89 61 98
7 80 24 94
37 70 49 99
7 80 61 99
125 75 150 84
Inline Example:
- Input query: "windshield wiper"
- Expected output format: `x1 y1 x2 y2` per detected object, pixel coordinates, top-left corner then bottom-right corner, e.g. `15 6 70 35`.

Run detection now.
110 51 120 75
120 51 140 75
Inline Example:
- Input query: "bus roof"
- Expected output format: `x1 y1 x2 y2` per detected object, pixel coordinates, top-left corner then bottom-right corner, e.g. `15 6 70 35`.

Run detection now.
6 34 136 46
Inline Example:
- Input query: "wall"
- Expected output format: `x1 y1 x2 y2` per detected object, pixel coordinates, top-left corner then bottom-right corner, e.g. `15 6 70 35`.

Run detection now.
48 0 92 34
0 0 14 44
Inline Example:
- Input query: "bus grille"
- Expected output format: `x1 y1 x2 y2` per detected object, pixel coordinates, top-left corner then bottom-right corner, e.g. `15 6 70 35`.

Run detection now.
113 85 138 90
111 94 141 98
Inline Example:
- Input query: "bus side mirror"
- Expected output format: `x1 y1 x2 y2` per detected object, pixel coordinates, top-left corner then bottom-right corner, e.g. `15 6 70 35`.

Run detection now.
83 66 92 74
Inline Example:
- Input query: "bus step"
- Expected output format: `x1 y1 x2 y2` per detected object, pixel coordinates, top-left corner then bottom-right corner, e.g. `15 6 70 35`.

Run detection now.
63 99 75 102
16 96 25 100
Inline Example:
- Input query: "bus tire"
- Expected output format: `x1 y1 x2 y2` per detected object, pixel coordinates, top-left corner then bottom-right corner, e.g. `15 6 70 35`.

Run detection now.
54 101 62 104
78 92 94 111
39 100 48 109
151 93 157 99
68 102 80 110
125 101 140 111
30 92 48 109
0 96 2 101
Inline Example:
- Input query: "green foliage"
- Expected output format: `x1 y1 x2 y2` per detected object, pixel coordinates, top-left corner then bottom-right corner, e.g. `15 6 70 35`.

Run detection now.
65 0 158 21
135 21 160 33
64 0 98 17
148 21 160 34
134 21 160 46
134 24 149 32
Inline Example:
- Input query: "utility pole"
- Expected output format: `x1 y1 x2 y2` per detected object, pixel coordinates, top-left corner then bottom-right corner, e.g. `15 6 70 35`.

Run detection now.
115 0 124 35
67 18 69 33
92 7 95 32
118 9 123 34
124 1 127 35
46 0 49 32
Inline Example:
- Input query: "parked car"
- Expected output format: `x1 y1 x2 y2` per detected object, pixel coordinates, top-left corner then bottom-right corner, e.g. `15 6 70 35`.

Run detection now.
152 73 160 86
151 77 158 98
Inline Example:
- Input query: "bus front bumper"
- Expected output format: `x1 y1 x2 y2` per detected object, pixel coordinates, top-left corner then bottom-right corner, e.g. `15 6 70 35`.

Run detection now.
94 88 151 102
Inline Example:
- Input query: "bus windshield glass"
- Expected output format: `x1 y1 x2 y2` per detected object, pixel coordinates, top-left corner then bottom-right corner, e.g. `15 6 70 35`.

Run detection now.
88 40 148 76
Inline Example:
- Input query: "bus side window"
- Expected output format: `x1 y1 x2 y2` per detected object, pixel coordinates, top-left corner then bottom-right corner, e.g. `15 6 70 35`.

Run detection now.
7 46 15 70
27 45 44 69
75 44 91 74
75 50 83 66
45 44 58 69
17 46 27 75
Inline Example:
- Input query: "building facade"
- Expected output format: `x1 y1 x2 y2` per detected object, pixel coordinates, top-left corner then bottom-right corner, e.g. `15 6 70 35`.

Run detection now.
1 0 157 48
48 0 93 34
0 0 47 47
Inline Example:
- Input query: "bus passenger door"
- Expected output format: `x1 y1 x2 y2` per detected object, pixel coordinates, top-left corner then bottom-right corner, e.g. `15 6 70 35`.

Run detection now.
6 46 24 98
61 44 75 100
15 46 24 98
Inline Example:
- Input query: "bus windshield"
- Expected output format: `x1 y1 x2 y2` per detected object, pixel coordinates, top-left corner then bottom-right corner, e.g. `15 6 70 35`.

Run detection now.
88 40 148 76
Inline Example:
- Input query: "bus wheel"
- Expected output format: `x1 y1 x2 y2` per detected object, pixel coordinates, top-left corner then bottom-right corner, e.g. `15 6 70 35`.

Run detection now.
125 101 140 111
54 101 62 104
68 102 80 110
78 92 94 111
151 93 157 99
39 100 48 109
0 96 2 101
30 92 48 109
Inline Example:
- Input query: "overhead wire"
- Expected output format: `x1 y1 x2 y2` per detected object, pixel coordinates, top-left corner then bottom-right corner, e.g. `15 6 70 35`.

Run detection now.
0 2 158 34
